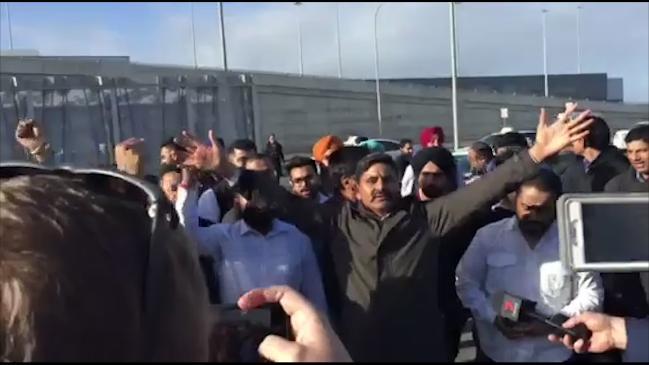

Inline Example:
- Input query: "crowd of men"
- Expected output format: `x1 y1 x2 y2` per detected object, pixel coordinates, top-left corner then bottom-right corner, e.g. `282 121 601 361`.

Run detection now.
2 101 648 362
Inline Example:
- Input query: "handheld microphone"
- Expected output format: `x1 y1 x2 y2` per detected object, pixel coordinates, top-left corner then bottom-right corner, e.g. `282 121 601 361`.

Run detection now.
492 291 592 342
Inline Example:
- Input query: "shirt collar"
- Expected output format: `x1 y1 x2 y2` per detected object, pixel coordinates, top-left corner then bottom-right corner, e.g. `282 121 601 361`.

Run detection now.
504 217 559 243
238 219 290 237
637 170 647 183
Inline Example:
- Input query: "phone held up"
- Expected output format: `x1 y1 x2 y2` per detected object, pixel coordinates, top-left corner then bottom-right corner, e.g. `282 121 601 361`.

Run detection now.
209 303 292 362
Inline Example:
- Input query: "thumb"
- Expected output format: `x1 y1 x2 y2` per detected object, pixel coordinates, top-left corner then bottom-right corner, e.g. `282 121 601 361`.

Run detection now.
538 108 548 129
258 335 302 362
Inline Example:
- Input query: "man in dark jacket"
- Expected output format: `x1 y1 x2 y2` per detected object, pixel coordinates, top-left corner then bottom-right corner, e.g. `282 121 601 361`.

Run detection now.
563 119 648 363
320 107 593 362
264 133 285 182
561 116 630 193
604 124 649 316
605 124 649 193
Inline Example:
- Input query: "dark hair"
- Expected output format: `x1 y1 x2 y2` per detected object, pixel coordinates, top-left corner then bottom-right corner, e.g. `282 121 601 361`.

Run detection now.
493 149 517 167
246 153 271 164
625 124 649 145
518 169 563 197
159 163 181 178
584 116 610 150
494 132 528 150
216 137 225 149
399 138 413 147
355 153 398 180
328 146 370 190
470 141 494 160
161 137 186 151
285 156 317 175
227 139 257 154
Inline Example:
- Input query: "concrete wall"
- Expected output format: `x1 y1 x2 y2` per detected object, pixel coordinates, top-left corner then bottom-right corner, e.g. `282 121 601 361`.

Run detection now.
2 56 648 161
250 73 649 153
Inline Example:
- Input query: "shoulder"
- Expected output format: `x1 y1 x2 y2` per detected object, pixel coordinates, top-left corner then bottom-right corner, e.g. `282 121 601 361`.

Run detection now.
604 172 625 192
474 216 515 241
276 220 310 240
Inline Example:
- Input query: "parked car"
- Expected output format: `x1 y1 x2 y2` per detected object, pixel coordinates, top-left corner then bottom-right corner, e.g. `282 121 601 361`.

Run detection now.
612 121 649 150
479 127 536 148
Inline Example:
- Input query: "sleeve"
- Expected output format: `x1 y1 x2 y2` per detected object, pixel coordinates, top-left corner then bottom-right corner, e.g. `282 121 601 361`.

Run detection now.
604 175 621 193
401 164 415 197
425 150 539 237
455 228 498 324
176 186 224 257
298 232 329 316
623 318 649 362
198 189 221 224
560 271 604 317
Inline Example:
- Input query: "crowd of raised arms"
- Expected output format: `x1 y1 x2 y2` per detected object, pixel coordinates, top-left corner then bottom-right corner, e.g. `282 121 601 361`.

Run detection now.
1 101 648 362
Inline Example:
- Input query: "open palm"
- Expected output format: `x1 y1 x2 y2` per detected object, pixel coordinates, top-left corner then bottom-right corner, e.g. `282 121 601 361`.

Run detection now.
534 103 594 160
175 130 222 171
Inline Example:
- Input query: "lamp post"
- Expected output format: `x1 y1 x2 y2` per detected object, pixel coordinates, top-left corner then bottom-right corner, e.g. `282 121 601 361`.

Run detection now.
295 2 304 76
576 4 582 74
373 3 385 136
335 2 343 78
5 2 14 50
191 2 198 69
542 8 549 97
449 2 460 151
219 2 228 71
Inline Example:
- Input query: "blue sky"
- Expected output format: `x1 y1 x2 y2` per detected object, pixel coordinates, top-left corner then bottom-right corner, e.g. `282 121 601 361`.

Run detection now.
1 2 648 103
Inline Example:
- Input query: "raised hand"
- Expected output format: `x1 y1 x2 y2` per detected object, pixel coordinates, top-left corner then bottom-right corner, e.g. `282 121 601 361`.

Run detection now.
115 137 146 177
175 130 222 172
530 103 594 162
15 118 47 152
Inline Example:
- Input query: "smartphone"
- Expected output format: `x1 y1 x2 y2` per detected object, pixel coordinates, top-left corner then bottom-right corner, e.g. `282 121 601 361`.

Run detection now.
208 303 292 362
557 193 649 272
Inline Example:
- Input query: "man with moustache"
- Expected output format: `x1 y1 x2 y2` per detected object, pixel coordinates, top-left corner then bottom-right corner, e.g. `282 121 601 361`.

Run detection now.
320 106 596 362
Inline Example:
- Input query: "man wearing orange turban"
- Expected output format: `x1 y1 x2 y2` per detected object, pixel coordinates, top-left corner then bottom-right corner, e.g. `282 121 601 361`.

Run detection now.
312 135 344 168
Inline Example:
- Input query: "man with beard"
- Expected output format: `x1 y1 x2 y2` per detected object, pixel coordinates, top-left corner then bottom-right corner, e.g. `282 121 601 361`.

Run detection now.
175 166 327 312
456 169 603 362
286 156 329 203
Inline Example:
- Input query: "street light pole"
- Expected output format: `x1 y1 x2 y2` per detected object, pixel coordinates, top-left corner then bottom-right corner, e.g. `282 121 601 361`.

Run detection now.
295 2 304 76
219 2 229 72
576 5 582 74
191 2 198 69
6 2 14 50
335 2 343 78
449 2 459 151
542 8 549 97
373 3 385 136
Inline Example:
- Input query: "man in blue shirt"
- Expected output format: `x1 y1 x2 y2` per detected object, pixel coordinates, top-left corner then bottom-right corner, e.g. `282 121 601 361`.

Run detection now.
177 168 328 313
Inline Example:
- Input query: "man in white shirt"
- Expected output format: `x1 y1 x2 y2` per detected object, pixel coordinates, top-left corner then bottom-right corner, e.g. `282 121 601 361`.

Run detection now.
456 169 603 362
178 168 328 313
